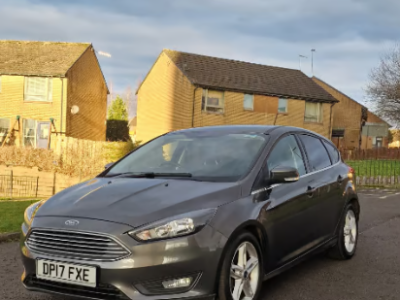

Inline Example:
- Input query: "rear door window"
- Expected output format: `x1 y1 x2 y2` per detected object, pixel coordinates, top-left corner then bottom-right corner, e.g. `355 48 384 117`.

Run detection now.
298 134 332 172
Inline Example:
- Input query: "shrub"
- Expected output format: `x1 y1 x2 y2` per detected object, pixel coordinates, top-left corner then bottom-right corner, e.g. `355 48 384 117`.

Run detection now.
0 139 140 179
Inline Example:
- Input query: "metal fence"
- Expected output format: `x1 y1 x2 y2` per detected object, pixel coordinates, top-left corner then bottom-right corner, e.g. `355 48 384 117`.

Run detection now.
341 148 400 186
0 173 39 199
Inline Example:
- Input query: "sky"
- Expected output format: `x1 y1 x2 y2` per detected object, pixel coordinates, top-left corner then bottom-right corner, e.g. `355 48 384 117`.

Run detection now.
1 0 398 117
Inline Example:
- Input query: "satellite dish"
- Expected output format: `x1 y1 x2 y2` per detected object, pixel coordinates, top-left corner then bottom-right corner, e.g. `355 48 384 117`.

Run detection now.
71 105 79 115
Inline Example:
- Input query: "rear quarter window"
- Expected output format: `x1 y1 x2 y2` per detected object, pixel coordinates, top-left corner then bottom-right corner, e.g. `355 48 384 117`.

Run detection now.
298 134 332 172
323 140 340 164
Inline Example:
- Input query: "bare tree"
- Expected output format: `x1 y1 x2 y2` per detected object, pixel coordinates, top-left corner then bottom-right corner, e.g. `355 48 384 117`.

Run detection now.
366 44 400 127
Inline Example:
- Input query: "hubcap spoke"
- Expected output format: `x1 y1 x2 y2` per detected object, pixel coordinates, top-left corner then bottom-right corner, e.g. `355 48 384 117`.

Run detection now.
231 264 243 280
232 279 244 300
245 257 259 274
238 243 247 268
243 279 254 297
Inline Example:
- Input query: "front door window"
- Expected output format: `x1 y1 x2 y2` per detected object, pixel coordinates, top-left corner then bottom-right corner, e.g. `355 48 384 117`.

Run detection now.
23 119 36 147
37 122 51 149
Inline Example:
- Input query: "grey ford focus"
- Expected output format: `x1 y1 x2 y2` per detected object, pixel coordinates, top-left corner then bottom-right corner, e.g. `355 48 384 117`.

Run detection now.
21 125 359 300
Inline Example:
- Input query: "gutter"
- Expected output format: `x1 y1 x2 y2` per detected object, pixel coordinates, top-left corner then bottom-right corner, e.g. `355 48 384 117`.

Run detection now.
60 78 64 135
192 86 199 127
329 102 335 140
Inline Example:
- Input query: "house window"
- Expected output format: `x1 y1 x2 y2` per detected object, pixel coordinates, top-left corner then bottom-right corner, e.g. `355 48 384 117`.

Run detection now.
304 102 323 123
23 119 36 147
24 77 53 102
243 94 254 110
278 98 288 113
202 89 224 113
373 137 383 148
0 118 10 145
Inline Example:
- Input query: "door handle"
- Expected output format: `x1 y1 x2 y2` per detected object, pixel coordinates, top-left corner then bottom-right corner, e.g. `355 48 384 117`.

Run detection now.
307 186 317 197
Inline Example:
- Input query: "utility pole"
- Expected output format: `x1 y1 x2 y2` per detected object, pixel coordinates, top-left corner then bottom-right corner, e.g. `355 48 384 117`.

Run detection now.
311 49 316 76
299 55 307 72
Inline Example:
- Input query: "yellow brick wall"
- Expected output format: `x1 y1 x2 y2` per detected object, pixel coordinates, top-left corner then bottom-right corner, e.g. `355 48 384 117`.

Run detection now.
312 77 362 149
136 52 193 143
0 75 67 146
66 47 107 141
193 89 332 138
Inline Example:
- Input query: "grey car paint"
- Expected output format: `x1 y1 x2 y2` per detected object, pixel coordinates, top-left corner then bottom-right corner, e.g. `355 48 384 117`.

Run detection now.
33 178 242 227
20 125 358 300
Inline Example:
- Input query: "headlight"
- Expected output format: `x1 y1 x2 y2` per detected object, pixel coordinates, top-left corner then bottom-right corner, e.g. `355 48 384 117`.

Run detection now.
128 208 217 241
24 200 44 225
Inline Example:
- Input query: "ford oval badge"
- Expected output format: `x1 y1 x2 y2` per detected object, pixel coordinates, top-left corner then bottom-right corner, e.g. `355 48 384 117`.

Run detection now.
65 219 79 226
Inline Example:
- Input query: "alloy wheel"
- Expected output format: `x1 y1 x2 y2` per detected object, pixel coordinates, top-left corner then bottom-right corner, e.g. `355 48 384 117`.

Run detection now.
344 209 357 253
230 242 260 300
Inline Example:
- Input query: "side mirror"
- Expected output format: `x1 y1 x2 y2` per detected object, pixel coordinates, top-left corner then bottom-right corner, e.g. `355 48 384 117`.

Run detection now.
104 162 114 169
269 166 299 184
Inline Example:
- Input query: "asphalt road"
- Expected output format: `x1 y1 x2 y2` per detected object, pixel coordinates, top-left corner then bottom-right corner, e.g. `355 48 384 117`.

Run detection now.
1 189 400 300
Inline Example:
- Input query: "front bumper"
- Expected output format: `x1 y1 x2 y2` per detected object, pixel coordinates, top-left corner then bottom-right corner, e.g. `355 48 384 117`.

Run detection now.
20 217 227 300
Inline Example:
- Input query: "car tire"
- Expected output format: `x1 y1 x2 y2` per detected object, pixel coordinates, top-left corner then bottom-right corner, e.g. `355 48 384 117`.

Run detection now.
328 203 358 260
217 231 264 300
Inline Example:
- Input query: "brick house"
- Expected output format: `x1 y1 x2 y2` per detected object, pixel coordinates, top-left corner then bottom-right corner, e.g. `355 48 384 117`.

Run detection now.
136 49 337 143
0 40 109 148
312 77 390 150
128 116 137 141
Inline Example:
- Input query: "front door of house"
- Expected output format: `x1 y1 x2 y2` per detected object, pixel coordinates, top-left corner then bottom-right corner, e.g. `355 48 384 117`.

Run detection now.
376 137 383 148
36 122 50 149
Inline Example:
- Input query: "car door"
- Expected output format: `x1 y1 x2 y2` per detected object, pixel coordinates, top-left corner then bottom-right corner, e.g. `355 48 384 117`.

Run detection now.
297 134 338 243
321 139 349 237
259 134 319 268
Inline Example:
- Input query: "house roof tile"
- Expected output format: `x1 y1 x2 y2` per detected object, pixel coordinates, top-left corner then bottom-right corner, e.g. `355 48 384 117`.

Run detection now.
163 49 338 103
0 40 91 77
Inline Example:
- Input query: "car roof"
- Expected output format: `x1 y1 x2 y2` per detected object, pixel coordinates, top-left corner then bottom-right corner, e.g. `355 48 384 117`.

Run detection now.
170 125 327 138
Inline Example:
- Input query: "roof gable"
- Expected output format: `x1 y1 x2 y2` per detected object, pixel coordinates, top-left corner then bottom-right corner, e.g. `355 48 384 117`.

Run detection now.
0 40 91 77
162 49 337 103
312 76 391 127
312 76 366 108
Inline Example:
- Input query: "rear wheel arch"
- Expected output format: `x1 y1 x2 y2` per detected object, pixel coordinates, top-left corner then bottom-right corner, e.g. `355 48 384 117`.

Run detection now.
348 198 360 221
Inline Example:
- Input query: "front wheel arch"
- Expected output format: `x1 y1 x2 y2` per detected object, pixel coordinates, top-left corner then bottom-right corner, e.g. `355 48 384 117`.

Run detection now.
214 221 269 291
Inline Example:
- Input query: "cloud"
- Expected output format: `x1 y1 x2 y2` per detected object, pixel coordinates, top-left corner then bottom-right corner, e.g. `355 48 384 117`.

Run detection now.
1 0 399 115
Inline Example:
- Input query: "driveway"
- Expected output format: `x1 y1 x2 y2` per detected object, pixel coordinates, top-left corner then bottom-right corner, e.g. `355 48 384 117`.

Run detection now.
1 189 400 300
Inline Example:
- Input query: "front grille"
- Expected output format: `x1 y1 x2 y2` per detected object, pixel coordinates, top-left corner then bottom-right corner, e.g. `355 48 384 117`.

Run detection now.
26 229 130 261
24 275 129 300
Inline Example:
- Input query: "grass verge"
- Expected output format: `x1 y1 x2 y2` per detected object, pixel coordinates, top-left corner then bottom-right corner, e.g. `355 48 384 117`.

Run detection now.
346 160 400 177
0 200 39 234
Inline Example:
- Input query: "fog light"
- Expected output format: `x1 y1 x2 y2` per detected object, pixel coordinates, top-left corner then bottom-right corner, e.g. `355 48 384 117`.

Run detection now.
162 277 193 289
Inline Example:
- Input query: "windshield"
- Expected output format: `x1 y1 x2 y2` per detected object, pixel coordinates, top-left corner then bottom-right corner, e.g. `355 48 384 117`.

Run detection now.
105 132 269 181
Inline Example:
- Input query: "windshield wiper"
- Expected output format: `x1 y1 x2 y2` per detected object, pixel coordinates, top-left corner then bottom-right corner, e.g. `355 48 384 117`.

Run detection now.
105 172 193 178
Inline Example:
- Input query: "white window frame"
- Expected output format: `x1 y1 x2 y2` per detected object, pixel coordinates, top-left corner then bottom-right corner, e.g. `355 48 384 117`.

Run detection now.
304 102 323 123
23 119 37 148
278 98 288 113
243 94 254 111
0 118 10 144
202 89 224 114
24 77 53 102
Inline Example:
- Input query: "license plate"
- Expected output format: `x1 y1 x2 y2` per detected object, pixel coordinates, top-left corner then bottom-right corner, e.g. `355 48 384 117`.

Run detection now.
36 259 97 287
